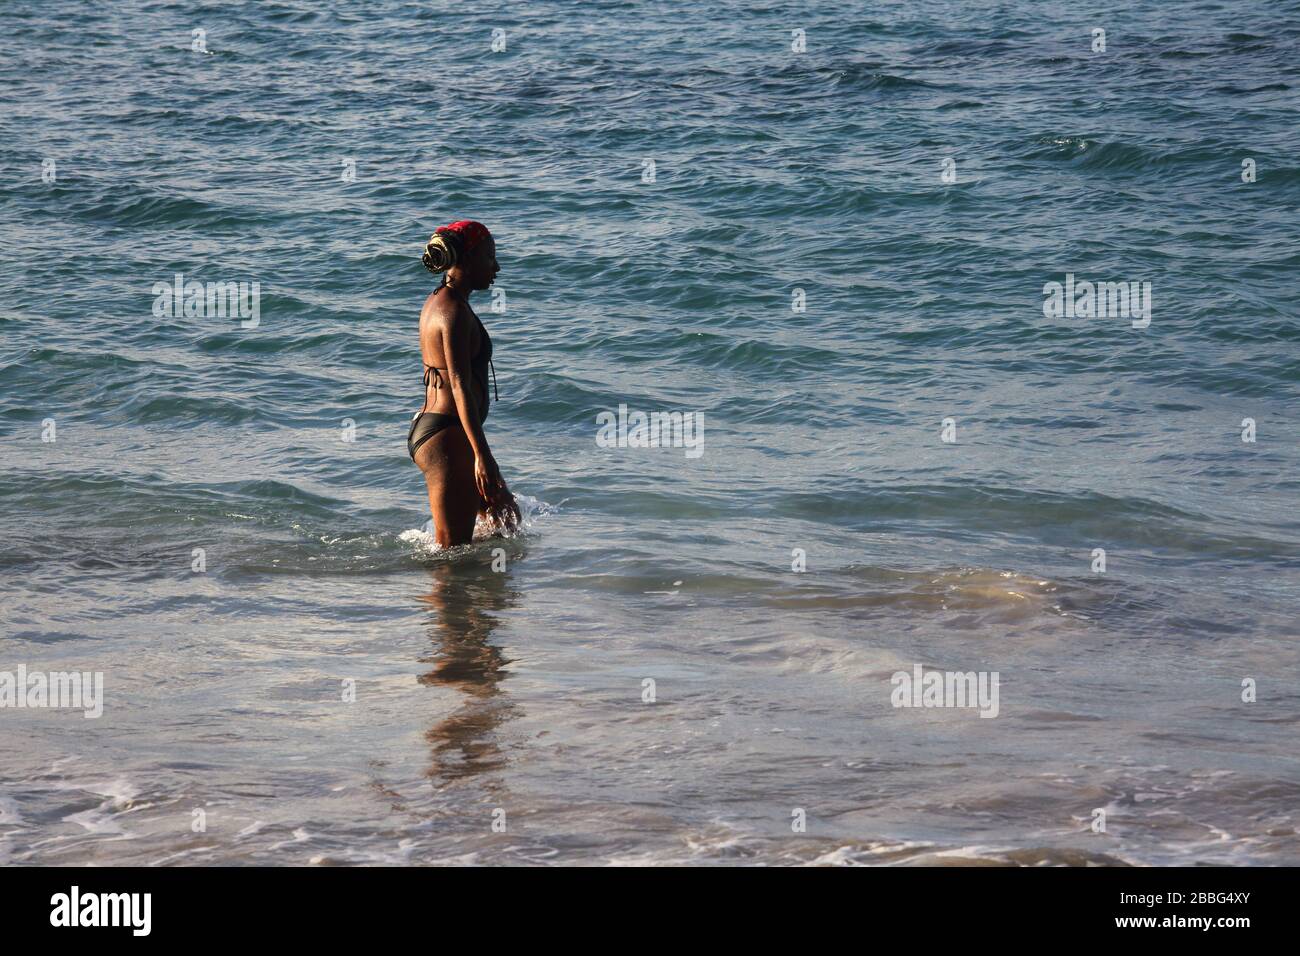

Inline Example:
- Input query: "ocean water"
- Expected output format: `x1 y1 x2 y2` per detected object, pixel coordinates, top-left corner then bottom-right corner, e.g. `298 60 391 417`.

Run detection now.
1 0 1298 866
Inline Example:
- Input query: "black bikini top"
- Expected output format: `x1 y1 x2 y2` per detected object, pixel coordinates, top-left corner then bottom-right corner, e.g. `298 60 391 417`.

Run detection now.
421 283 498 414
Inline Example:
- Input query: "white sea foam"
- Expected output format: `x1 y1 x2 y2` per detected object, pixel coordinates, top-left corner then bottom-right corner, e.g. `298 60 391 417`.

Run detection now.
0 796 23 826
399 493 554 552
55 777 140 836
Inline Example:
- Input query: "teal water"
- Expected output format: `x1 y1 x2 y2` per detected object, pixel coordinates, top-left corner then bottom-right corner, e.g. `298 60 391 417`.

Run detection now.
1 0 1298 865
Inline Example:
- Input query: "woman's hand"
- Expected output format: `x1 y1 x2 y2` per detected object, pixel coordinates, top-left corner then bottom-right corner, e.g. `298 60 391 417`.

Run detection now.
488 486 521 531
474 451 503 502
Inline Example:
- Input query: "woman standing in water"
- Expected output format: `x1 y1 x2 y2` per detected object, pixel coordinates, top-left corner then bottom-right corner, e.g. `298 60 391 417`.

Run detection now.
407 219 519 546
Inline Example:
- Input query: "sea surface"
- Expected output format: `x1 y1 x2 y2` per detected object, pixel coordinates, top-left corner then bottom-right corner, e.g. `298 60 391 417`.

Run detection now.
1 0 1298 866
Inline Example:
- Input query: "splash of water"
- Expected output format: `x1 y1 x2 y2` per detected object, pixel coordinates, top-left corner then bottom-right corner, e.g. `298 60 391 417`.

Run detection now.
398 493 555 554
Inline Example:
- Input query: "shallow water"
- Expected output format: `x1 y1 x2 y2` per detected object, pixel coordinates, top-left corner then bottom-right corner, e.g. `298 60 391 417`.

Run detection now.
1 0 1299 865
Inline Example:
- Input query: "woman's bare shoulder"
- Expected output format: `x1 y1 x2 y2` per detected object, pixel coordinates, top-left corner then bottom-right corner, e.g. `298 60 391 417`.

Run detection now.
421 288 470 328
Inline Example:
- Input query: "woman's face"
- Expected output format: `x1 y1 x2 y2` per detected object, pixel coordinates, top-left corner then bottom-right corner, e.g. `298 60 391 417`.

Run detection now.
470 237 499 290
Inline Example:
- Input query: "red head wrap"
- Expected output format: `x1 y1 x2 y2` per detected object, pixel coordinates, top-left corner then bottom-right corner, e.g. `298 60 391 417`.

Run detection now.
442 220 491 254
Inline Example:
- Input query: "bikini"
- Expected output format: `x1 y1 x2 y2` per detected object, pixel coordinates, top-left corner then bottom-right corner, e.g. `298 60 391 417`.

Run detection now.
407 295 498 460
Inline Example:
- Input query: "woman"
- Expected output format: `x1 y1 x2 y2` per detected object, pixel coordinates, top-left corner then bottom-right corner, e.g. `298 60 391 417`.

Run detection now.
408 219 519 546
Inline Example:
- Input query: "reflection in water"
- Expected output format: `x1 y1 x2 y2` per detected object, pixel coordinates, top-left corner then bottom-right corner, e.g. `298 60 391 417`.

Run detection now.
416 555 523 782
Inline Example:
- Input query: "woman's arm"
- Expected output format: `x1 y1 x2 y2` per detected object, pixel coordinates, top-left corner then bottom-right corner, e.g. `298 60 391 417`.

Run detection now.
440 308 504 503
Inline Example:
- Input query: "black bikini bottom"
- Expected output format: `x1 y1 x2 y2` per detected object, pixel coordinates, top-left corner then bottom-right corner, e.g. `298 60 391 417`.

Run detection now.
407 411 457 459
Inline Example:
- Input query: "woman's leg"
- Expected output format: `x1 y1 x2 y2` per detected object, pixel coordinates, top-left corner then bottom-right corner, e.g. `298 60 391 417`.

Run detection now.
416 426 481 547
